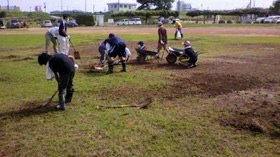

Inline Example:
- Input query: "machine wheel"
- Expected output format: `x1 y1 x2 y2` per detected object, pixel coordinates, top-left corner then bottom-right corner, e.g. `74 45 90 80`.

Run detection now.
136 55 146 64
166 53 177 64
178 55 190 66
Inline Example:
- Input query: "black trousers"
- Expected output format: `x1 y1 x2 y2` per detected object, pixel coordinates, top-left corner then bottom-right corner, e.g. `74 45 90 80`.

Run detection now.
58 71 75 104
108 42 126 58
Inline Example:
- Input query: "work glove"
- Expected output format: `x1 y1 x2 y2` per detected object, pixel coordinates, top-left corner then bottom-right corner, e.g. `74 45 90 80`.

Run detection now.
160 40 164 45
67 35 70 39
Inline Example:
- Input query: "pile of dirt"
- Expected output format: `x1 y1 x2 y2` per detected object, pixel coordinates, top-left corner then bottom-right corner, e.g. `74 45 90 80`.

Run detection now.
167 73 262 98
217 84 280 137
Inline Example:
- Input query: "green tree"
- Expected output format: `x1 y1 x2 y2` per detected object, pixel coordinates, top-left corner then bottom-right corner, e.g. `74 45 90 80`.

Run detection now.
137 0 175 10
270 0 280 14
0 11 6 18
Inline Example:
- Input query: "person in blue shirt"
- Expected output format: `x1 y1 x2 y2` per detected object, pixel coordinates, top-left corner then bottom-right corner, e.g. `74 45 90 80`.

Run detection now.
105 33 127 74
57 14 70 55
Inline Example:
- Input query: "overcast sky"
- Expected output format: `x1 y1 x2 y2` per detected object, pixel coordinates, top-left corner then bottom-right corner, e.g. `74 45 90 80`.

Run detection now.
0 0 275 12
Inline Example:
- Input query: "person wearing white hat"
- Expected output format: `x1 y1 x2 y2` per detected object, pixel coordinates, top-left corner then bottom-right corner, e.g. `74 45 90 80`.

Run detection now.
183 40 197 68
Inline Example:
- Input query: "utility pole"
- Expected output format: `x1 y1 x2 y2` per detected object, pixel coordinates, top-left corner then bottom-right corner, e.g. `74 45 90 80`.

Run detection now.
85 0 87 12
60 0 63 11
7 0 9 12
118 0 120 12
44 2 46 12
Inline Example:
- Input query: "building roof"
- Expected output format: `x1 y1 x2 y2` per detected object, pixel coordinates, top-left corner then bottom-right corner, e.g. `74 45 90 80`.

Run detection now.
107 3 137 6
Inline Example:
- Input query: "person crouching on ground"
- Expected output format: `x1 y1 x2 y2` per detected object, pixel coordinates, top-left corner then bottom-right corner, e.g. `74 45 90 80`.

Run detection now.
105 33 127 74
125 47 131 62
137 41 147 51
38 53 75 110
183 40 197 68
98 39 109 66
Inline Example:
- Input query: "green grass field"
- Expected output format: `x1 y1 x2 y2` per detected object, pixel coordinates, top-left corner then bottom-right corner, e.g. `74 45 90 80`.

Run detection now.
0 27 279 156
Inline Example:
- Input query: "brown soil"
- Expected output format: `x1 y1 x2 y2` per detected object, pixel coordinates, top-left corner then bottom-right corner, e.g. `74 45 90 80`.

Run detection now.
88 43 280 137
1 27 280 36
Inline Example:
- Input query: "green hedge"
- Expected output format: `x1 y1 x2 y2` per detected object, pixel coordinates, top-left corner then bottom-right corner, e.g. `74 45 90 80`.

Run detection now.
75 14 95 26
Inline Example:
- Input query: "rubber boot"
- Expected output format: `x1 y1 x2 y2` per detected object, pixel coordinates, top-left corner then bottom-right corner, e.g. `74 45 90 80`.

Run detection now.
65 88 74 103
106 61 114 74
120 60 126 72
57 89 66 110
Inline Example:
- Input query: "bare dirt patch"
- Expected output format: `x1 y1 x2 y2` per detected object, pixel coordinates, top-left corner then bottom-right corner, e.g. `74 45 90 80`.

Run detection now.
2 27 280 36
218 84 280 137
0 101 58 121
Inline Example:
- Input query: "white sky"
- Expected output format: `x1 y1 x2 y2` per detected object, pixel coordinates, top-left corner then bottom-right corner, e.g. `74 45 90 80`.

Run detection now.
0 0 275 12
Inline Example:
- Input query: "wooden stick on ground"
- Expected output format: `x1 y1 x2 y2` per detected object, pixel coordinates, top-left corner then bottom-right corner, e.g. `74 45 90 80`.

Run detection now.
97 97 153 110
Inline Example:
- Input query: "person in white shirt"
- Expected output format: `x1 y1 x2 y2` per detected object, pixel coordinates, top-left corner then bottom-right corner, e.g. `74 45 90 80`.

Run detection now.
45 27 59 54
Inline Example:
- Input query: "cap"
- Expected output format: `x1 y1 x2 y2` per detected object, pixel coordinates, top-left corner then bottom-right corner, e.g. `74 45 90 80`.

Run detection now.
108 33 115 38
138 41 144 45
157 21 163 26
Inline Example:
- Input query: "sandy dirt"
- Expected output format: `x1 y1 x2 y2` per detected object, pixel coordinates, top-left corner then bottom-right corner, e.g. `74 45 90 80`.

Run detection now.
1 26 280 36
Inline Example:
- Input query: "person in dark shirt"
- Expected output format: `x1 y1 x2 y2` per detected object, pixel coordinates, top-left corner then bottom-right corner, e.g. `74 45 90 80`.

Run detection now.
137 41 147 51
105 33 127 74
38 53 75 110
157 22 169 59
57 14 70 55
98 39 109 65
183 40 197 68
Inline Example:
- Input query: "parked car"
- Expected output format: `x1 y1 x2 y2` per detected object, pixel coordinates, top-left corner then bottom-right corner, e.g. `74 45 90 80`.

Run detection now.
115 19 129 25
255 17 265 23
7 19 21 29
275 18 280 24
263 16 280 23
272 17 280 23
128 18 142 25
67 20 78 27
0 19 5 29
41 20 53 27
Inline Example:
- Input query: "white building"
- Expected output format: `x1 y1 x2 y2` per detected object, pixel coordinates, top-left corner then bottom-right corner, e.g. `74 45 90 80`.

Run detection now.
107 3 137 13
177 0 192 12
0 5 20 12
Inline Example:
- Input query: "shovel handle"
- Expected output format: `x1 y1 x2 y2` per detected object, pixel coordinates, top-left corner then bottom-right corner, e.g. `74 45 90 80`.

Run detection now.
69 39 76 51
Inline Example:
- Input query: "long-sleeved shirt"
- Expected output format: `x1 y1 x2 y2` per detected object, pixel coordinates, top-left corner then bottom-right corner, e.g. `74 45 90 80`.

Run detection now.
47 27 59 37
158 26 167 44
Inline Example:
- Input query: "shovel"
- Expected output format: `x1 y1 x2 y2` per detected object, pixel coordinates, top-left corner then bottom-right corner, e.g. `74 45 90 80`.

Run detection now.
69 39 81 59
97 97 152 110
42 90 58 107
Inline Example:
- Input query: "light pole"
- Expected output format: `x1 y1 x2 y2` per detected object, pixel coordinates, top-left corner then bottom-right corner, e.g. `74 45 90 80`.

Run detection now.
60 0 63 11
7 0 9 11
85 0 87 12
118 0 120 12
